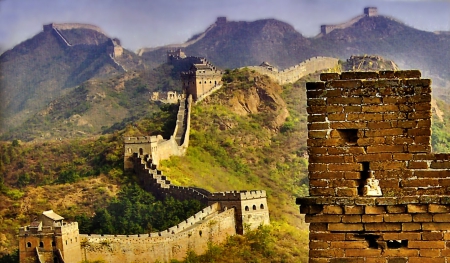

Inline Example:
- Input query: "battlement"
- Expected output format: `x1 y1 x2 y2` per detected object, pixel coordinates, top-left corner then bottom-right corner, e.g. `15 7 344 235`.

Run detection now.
320 7 377 35
43 23 105 35
55 222 79 235
247 56 339 85
209 190 267 201
124 135 160 144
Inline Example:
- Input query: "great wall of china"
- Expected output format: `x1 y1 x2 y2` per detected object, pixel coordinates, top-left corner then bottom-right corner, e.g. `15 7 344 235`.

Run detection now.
43 23 126 72
246 56 339 85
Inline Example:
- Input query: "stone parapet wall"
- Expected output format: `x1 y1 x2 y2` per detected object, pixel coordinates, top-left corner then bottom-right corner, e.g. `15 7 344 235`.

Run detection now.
247 56 339 85
209 190 267 201
80 207 236 263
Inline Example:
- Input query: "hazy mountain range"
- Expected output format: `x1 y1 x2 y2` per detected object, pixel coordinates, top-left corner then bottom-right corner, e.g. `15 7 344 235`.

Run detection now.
1 11 449 136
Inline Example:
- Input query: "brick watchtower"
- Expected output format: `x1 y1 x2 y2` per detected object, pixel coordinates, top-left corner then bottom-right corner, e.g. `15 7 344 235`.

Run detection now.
19 210 81 263
297 71 450 262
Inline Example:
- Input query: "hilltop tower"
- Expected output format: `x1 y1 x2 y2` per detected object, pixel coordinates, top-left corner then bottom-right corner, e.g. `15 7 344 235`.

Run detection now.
297 71 450 262
364 7 378 17
106 38 123 58
181 60 222 101
19 210 81 263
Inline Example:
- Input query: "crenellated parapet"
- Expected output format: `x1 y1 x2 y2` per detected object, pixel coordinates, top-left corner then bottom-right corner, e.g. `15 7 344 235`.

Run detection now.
247 56 339 85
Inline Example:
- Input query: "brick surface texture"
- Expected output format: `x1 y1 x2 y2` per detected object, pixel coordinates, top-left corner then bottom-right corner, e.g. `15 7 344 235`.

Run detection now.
297 71 450 262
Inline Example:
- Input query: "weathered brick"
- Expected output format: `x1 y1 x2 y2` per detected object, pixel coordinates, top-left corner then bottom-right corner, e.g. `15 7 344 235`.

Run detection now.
328 223 363 231
397 120 417 128
329 180 359 188
320 73 340 81
363 105 399 113
344 172 362 180
308 122 330 130
328 113 346 121
330 258 364 263
330 122 367 129
327 105 344 113
386 205 406 214
361 215 383 223
307 81 326 90
367 121 393 129
310 188 335 196
419 249 441 257
407 204 428 213
342 215 362 223
310 172 345 179
383 112 407 120
305 214 342 223
402 223 421 231
330 241 368 249
408 111 432 119
422 223 450 231
412 214 433 222
408 241 445 249
309 163 328 171
347 113 383 121
394 70 421 79
430 161 450 169
366 128 405 137
309 147 328 155
344 206 363 215
310 233 346 241
310 249 345 258
309 259 329 263
336 188 358 197
309 130 329 139
328 163 363 171
387 258 408 263
308 114 327 122
310 180 329 187
344 248 381 257
365 206 386 214
433 214 450 222
323 205 344 214
356 137 385 146
309 241 330 249
408 145 431 153
429 204 450 213
408 161 429 169
364 223 402 231
308 98 327 107
422 232 443 241
328 97 362 105
310 223 328 231
383 249 418 257
328 80 363 89
401 179 439 188
354 153 392 162
384 214 412 222
343 106 362 112
310 155 347 163
371 161 406 170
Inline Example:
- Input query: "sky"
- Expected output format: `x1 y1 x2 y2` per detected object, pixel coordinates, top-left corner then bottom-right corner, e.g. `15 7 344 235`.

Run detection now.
0 0 449 53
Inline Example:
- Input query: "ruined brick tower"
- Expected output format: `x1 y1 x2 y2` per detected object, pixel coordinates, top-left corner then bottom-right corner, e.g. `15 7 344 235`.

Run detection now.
297 71 450 262
19 210 81 263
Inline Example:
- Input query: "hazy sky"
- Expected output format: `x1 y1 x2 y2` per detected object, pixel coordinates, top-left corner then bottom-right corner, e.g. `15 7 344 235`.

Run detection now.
0 0 449 53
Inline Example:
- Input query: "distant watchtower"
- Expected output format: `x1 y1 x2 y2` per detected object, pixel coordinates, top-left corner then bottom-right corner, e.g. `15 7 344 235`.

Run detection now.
216 17 227 25
364 7 378 17
19 210 81 263
181 60 222 101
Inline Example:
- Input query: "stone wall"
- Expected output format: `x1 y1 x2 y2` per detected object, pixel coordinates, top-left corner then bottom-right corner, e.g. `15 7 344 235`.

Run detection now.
246 57 339 85
81 205 237 263
43 23 105 35
124 95 192 167
296 71 450 262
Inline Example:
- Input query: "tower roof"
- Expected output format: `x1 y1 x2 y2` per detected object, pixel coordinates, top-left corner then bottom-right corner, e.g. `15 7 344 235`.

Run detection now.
42 210 64 221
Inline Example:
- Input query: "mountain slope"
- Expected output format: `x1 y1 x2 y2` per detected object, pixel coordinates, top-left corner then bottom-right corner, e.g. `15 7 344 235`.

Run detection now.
140 15 450 83
141 19 317 69
0 27 147 134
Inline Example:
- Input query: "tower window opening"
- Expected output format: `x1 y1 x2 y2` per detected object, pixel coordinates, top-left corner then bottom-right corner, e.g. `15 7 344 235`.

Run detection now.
27 242 32 248
253 205 257 210
39 241 44 248
245 206 249 211
337 129 358 144
358 162 370 196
